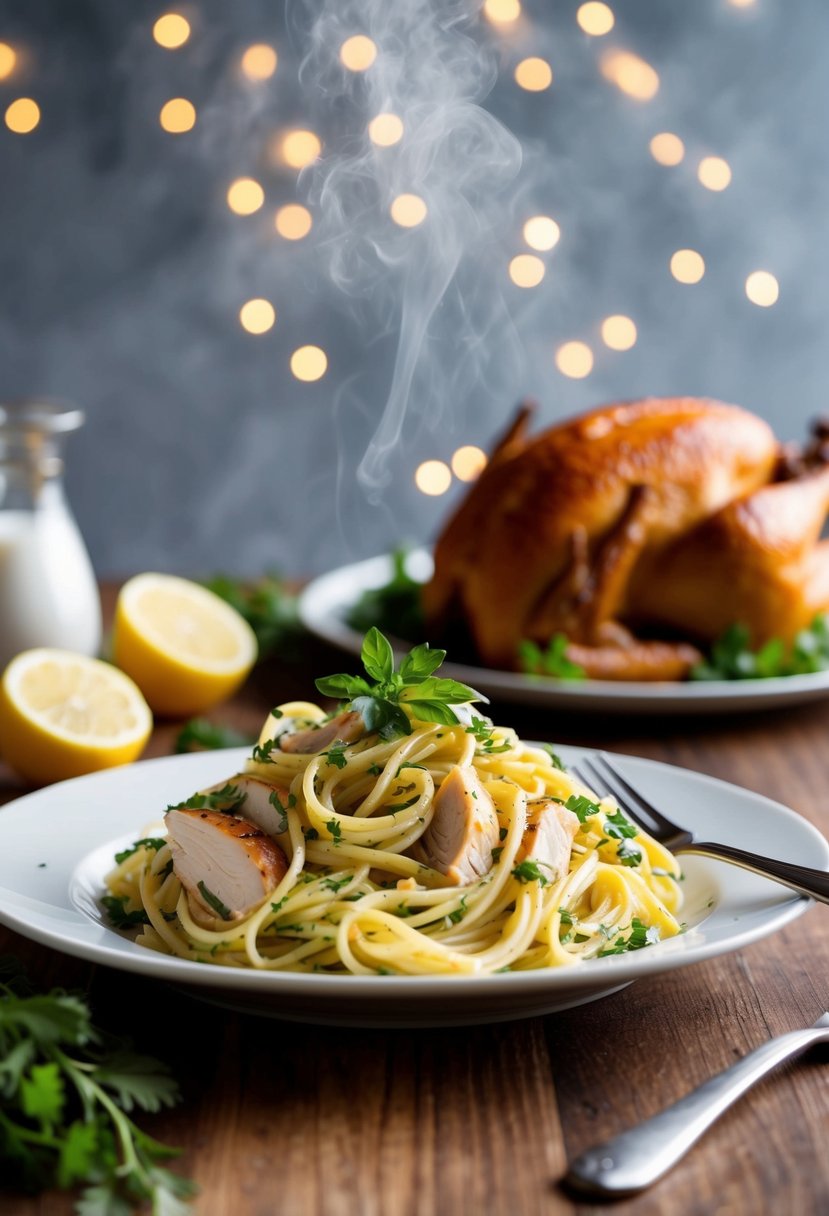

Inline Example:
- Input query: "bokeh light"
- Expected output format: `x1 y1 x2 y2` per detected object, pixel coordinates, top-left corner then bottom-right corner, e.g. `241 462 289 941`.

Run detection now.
745 271 779 307
152 14 191 49
670 249 705 284
555 342 594 379
576 3 615 35
514 58 553 91
226 178 265 216
599 50 659 100
483 0 521 25
0 43 16 80
159 98 196 133
509 254 546 288
415 460 452 496
290 346 328 382
728 0 756 7
368 113 404 147
275 204 313 240
239 299 276 335
650 132 685 166
451 446 487 482
523 215 560 251
697 156 732 191
390 193 428 227
601 315 637 351
5 98 40 134
241 44 277 80
340 35 377 71
280 130 322 169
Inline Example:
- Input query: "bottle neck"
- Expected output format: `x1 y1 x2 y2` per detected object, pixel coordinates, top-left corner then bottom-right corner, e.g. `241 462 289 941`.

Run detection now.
0 458 66 512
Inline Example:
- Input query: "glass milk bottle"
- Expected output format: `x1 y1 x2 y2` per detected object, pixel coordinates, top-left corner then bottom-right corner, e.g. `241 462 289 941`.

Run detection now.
0 401 101 671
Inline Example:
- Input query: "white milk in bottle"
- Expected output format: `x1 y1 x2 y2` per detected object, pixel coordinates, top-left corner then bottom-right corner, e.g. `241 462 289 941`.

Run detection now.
0 402 101 671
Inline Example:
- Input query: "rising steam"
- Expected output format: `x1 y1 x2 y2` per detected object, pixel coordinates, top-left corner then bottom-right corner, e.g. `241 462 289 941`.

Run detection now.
297 0 523 497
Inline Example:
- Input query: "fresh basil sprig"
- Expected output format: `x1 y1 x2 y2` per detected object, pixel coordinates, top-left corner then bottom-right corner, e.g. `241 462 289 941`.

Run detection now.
315 628 486 740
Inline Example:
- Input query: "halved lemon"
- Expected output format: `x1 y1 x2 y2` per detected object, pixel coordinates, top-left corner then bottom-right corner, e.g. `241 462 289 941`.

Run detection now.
0 649 153 786
112 573 258 717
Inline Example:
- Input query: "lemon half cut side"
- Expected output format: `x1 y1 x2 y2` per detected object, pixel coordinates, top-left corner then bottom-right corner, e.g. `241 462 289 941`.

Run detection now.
0 649 153 786
112 573 258 717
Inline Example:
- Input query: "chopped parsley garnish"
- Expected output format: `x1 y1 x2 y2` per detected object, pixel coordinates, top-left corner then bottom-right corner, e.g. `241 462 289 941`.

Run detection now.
114 837 166 865
564 794 603 823
541 744 566 771
304 828 319 841
511 860 551 886
324 742 348 770
101 895 150 929
558 908 575 926
325 819 342 842
197 882 233 921
316 628 485 741
268 789 295 834
321 875 353 894
367 763 383 776
167 782 247 816
388 796 420 812
602 807 638 840
251 738 279 764
447 896 468 925
597 917 660 955
616 838 643 867
518 635 586 681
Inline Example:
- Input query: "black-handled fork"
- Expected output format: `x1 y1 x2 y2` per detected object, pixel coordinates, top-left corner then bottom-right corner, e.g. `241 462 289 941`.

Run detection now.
570 752 829 905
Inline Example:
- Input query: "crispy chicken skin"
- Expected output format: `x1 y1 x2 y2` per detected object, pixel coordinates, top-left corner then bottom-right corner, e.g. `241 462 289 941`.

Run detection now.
423 398 829 679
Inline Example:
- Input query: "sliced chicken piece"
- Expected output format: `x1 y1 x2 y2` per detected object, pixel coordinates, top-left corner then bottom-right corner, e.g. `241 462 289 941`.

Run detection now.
200 774 293 840
279 709 365 755
420 765 500 885
166 808 287 926
517 799 579 883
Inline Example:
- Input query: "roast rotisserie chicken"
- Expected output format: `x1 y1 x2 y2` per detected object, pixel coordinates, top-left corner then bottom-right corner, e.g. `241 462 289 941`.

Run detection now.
423 397 829 681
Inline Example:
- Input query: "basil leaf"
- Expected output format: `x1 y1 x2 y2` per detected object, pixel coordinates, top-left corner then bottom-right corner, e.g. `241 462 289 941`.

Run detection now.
361 627 394 684
399 643 446 683
315 673 372 699
402 700 460 726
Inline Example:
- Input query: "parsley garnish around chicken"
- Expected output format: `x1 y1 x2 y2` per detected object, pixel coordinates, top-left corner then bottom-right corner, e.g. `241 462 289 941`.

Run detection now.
315 627 485 740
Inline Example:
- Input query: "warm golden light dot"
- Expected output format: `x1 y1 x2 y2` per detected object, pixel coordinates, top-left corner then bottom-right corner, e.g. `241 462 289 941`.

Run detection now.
226 178 265 216
577 3 615 35
599 50 659 101
241 44 277 80
601 315 637 351
509 254 545 288
514 57 553 92
159 98 196 133
152 13 190 49
745 271 779 307
0 43 16 79
670 249 705 284
483 0 521 24
697 156 732 191
239 299 276 335
650 132 684 166
523 215 560 251
290 345 328 382
555 342 594 379
728 0 756 7
275 204 313 240
340 35 377 71
4 98 40 134
280 129 322 169
390 193 428 228
415 460 452 496
451 446 487 482
368 112 404 147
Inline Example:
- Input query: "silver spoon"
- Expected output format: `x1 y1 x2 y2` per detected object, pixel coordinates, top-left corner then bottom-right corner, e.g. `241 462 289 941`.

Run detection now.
565 1012 829 1197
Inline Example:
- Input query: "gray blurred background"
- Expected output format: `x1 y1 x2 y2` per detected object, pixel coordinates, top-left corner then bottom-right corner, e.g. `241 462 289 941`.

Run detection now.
0 0 827 578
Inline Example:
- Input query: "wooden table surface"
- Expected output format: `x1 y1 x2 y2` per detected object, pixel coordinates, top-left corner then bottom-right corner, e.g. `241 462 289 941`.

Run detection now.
1 605 828 1216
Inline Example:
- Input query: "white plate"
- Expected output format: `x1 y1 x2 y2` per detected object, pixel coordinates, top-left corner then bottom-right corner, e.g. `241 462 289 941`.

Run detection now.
0 747 825 1027
299 551 829 715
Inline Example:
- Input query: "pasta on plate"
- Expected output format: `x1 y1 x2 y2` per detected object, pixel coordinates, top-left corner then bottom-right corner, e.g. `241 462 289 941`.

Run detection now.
104 631 683 976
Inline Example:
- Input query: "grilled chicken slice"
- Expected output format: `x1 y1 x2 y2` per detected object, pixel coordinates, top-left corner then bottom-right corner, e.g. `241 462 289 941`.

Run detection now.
420 765 499 885
517 799 579 883
279 709 365 755
166 808 287 926
201 774 293 840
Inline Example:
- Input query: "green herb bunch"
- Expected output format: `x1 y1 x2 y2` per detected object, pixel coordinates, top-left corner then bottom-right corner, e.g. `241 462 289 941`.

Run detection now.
691 617 829 681
0 960 194 1214
315 628 484 739
346 549 424 640
517 636 585 681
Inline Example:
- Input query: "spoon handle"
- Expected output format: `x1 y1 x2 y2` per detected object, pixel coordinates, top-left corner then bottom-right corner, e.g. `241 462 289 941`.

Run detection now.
565 1023 829 1196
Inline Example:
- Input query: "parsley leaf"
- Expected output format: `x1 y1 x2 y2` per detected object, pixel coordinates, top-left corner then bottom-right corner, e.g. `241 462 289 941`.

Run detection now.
174 719 254 754
101 896 150 930
114 838 166 866
597 917 660 954
197 882 233 920
691 615 829 681
167 783 247 816
616 838 643 867
323 743 348 770
511 860 551 885
564 794 603 824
